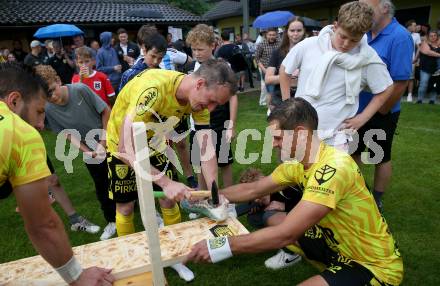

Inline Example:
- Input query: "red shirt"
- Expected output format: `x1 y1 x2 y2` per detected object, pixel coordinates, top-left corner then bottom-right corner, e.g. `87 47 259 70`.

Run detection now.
72 71 115 105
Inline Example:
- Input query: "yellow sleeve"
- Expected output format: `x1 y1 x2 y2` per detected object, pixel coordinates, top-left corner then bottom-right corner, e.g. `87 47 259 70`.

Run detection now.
9 122 51 188
302 161 351 209
270 161 302 186
192 109 210 126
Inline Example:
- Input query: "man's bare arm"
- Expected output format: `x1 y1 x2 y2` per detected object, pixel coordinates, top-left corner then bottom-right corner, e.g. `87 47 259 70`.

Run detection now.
14 178 73 267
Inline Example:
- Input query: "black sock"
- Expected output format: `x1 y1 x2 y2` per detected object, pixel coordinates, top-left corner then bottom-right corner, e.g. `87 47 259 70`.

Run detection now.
373 190 383 202
69 213 81 225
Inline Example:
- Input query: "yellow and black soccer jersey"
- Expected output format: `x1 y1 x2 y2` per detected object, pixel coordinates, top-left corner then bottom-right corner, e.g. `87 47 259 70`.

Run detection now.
271 142 403 285
0 101 50 194
107 69 210 155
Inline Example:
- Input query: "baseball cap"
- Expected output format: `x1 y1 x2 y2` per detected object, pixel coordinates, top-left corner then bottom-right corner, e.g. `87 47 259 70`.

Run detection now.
30 40 44 48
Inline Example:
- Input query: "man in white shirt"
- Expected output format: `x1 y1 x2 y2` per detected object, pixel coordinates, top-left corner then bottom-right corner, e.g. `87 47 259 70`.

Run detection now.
280 1 393 150
405 19 422 102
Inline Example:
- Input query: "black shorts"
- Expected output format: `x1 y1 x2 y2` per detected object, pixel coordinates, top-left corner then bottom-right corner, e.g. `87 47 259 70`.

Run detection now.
298 225 393 286
189 128 233 168
351 111 400 164
107 153 178 203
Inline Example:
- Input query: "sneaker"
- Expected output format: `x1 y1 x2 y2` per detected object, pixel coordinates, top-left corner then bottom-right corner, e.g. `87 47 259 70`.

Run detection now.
170 263 195 282
100 222 116 240
429 100 435 105
264 249 302 270
416 100 422 104
407 94 413 102
432 69 440 77
71 216 100 234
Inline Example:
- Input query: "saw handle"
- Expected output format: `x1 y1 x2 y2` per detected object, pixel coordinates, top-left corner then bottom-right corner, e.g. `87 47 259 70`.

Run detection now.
153 190 211 199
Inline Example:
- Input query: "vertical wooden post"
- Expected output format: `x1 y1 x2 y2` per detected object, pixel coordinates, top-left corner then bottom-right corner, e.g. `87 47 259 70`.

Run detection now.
132 122 166 286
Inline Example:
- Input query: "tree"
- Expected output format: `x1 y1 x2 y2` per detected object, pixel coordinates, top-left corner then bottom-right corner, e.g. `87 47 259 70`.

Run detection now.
165 0 211 16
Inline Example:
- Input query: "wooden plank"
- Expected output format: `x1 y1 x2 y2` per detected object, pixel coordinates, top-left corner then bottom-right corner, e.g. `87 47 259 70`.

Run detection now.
0 217 248 285
113 272 154 286
132 121 165 286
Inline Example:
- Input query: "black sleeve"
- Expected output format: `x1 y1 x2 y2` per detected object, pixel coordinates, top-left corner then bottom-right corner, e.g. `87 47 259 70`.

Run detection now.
268 49 280 69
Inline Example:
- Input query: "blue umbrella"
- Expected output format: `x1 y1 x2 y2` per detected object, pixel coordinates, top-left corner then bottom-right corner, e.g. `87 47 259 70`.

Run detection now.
34 24 84 39
253 11 294 29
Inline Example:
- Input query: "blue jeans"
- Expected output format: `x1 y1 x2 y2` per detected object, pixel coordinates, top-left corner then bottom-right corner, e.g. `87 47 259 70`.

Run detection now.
417 70 437 102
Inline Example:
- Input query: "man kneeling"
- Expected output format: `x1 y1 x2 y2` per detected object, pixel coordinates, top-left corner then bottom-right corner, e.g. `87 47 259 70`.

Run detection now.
186 98 403 286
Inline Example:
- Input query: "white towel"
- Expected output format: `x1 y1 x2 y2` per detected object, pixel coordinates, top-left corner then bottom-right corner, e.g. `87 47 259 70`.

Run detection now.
305 25 385 104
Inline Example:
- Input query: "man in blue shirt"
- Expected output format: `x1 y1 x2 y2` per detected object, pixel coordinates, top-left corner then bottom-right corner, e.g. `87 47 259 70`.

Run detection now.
354 0 413 211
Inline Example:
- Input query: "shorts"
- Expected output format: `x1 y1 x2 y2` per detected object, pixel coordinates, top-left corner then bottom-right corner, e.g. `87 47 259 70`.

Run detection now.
351 111 400 164
409 63 416 80
107 152 178 203
297 225 395 286
189 128 233 168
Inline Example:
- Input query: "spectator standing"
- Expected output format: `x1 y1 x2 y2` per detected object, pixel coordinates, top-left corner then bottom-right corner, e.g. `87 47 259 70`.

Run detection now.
216 31 248 92
47 40 75 85
255 28 280 106
266 17 306 109
72 35 96 60
42 40 55 63
7 53 16 63
416 30 440 104
96 31 122 93
72 47 115 106
35 65 117 241
23 40 44 68
406 19 422 102
12 40 26 63
114 28 140 73
90 40 100 54
354 0 414 211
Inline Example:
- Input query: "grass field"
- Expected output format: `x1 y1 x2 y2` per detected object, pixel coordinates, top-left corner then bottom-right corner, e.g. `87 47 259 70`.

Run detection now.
1 93 439 285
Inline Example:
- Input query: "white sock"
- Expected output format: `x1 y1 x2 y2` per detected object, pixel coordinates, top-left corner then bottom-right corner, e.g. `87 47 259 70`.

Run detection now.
170 263 195 282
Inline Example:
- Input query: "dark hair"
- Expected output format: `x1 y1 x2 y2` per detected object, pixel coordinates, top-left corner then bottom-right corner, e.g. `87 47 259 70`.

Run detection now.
405 19 416 28
267 97 318 130
193 58 238 94
0 63 48 102
221 30 230 41
143 33 167 54
279 17 305 57
267 28 278 33
117 28 127 35
137 25 158 45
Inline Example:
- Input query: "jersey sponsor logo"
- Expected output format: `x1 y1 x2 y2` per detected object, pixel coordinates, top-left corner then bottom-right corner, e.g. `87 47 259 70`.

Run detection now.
209 225 235 237
314 164 336 185
115 164 129 179
208 236 227 249
136 87 159 116
94 81 102 91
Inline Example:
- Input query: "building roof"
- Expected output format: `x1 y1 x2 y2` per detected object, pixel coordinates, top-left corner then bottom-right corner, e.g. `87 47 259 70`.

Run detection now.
203 0 326 21
0 0 202 26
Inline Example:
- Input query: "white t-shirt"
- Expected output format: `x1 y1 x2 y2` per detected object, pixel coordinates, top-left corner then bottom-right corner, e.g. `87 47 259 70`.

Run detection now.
120 43 128 55
159 48 188 70
282 36 392 145
411 32 421 59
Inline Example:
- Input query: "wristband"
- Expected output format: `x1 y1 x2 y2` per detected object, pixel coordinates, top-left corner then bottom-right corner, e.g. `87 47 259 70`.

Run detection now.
207 237 233 263
55 256 83 284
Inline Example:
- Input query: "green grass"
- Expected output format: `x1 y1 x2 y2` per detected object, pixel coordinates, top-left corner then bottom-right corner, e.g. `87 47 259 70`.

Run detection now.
1 94 439 285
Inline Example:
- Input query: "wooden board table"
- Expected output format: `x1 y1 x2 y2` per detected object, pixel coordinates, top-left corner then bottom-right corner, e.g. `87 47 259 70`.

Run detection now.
0 217 248 285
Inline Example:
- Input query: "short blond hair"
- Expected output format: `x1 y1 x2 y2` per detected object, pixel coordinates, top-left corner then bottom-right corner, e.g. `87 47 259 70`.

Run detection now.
338 1 373 37
34 65 60 85
186 24 215 46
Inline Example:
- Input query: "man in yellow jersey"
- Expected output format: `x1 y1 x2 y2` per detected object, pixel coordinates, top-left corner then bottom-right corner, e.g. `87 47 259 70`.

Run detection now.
0 63 114 285
186 98 403 286
106 59 237 237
